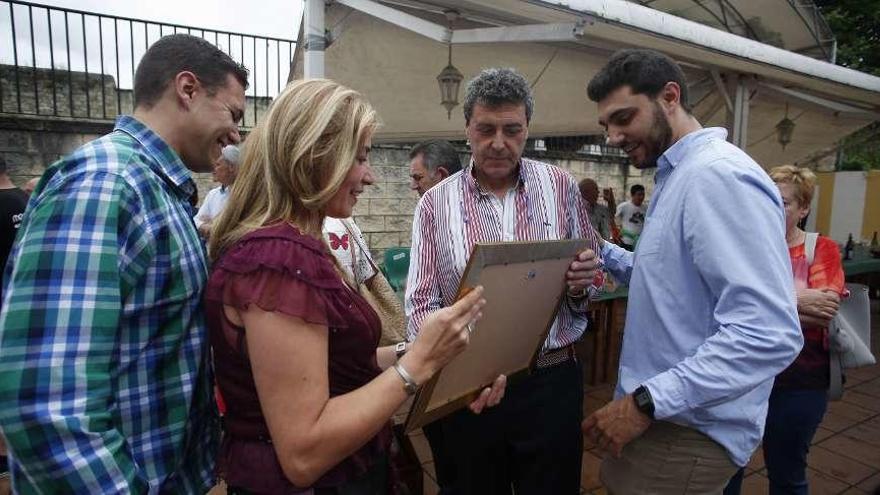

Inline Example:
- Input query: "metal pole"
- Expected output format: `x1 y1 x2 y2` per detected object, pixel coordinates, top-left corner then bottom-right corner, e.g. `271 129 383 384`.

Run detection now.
303 0 325 78
265 38 269 100
253 35 257 124
731 75 749 150
28 5 39 114
11 3 22 113
240 34 246 127
99 16 107 118
114 18 121 115
129 20 135 113
82 13 90 118
65 11 73 116
48 8 58 115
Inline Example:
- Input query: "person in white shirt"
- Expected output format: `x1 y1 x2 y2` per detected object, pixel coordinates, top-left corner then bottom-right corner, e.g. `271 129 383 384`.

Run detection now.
195 144 239 239
322 217 376 285
615 183 647 250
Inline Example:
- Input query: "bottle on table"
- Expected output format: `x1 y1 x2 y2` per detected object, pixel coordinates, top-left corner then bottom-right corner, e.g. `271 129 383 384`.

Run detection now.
844 233 854 261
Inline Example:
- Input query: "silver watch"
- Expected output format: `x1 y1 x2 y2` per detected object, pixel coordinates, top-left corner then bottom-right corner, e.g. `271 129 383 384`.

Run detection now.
395 341 407 360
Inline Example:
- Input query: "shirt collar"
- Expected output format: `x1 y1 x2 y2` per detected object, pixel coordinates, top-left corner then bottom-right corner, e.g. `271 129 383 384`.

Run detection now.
657 127 728 173
114 115 196 199
463 157 527 197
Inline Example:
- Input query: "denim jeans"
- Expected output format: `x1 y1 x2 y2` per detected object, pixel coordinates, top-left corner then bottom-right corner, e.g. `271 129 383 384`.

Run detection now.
723 387 828 495
764 388 828 494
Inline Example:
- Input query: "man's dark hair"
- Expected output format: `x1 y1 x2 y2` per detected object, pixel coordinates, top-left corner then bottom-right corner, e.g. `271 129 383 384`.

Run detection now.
0 155 6 175
630 184 645 195
463 68 534 125
410 139 462 175
587 49 691 112
134 34 249 109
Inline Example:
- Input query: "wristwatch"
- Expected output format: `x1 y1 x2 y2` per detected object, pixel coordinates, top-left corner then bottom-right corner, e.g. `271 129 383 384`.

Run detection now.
395 341 407 360
633 385 655 419
393 363 419 396
567 286 589 299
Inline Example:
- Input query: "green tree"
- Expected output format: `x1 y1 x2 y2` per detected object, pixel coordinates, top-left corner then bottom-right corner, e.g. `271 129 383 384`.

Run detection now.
815 0 880 76
814 0 880 170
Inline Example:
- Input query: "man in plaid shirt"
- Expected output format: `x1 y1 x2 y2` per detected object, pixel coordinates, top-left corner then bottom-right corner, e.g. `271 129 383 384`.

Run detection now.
0 34 247 493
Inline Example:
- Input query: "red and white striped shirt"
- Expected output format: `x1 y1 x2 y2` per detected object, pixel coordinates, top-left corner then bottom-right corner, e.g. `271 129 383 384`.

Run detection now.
405 158 599 352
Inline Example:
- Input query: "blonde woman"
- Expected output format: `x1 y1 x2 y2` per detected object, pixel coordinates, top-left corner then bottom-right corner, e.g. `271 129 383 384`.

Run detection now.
205 80 503 494
725 165 846 495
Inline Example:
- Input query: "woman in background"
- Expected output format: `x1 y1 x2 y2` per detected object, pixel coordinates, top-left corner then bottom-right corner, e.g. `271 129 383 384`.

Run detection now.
725 165 845 495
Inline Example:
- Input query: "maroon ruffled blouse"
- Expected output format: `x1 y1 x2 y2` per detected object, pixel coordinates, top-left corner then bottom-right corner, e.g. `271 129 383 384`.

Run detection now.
204 223 392 494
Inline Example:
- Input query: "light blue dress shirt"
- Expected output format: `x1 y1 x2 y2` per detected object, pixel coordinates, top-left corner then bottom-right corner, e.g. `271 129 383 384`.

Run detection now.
601 127 803 467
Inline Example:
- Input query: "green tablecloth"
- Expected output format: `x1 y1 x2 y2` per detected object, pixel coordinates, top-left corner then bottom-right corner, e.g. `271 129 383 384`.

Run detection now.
843 257 880 277
594 285 629 301
583 256 880 300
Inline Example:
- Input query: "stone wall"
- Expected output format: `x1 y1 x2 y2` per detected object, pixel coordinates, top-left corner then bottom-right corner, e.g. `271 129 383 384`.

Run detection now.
0 117 216 195
1 65 124 119
2 62 275 210
1 63 660 262
0 119 654 262
1 64 273 126
353 145 655 264
1 62 654 260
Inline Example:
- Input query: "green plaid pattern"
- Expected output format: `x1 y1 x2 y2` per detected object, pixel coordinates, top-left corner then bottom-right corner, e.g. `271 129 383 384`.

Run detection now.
0 116 218 494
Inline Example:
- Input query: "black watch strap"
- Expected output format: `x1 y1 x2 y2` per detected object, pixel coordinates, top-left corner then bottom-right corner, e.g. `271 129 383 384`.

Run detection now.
633 385 655 420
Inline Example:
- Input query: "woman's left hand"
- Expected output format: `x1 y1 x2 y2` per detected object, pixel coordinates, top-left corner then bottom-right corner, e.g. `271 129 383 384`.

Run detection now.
468 374 507 414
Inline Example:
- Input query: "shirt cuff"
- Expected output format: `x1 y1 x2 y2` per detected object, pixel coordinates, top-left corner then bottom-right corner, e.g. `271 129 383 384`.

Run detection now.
642 370 688 420
565 290 589 313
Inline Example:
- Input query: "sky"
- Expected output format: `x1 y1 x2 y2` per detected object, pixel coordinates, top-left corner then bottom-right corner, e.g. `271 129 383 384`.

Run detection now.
31 0 302 40
2 0 303 93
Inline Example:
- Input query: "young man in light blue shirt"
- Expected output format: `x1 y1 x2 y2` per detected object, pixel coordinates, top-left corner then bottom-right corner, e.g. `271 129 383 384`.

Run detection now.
581 49 803 494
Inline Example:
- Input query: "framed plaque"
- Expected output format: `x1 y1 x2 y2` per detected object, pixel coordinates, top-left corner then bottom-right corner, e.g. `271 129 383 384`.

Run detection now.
404 238 587 432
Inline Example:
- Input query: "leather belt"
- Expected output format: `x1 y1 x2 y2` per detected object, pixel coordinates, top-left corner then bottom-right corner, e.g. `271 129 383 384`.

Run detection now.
535 344 576 369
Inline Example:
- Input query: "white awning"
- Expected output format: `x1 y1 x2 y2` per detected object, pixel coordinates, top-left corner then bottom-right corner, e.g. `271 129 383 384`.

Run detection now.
293 0 880 168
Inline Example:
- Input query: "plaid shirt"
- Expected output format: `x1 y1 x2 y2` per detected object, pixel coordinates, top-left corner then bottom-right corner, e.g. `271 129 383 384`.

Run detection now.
0 116 218 494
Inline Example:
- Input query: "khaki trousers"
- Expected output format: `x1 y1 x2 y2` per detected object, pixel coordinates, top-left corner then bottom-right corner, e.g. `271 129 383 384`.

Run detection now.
600 421 737 495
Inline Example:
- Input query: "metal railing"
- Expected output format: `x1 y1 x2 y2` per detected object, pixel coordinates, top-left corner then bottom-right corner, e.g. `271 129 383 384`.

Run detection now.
0 0 296 127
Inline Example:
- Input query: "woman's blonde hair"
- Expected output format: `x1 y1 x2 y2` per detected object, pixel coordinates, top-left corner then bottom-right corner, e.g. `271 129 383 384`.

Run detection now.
210 79 378 260
769 164 816 207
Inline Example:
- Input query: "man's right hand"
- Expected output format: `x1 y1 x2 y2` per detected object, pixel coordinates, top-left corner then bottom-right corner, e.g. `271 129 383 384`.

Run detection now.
566 248 600 295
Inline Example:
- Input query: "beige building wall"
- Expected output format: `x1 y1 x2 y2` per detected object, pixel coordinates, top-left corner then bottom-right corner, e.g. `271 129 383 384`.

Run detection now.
1 125 655 264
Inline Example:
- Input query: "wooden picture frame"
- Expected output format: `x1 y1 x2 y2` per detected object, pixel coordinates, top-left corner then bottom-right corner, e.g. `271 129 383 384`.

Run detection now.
404 238 587 432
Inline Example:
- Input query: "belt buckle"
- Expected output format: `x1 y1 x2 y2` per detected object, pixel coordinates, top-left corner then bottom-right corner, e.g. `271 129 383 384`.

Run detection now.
536 345 573 369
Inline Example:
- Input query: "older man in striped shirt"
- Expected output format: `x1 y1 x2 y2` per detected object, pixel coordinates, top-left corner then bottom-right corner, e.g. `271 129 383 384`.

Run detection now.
405 68 600 495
